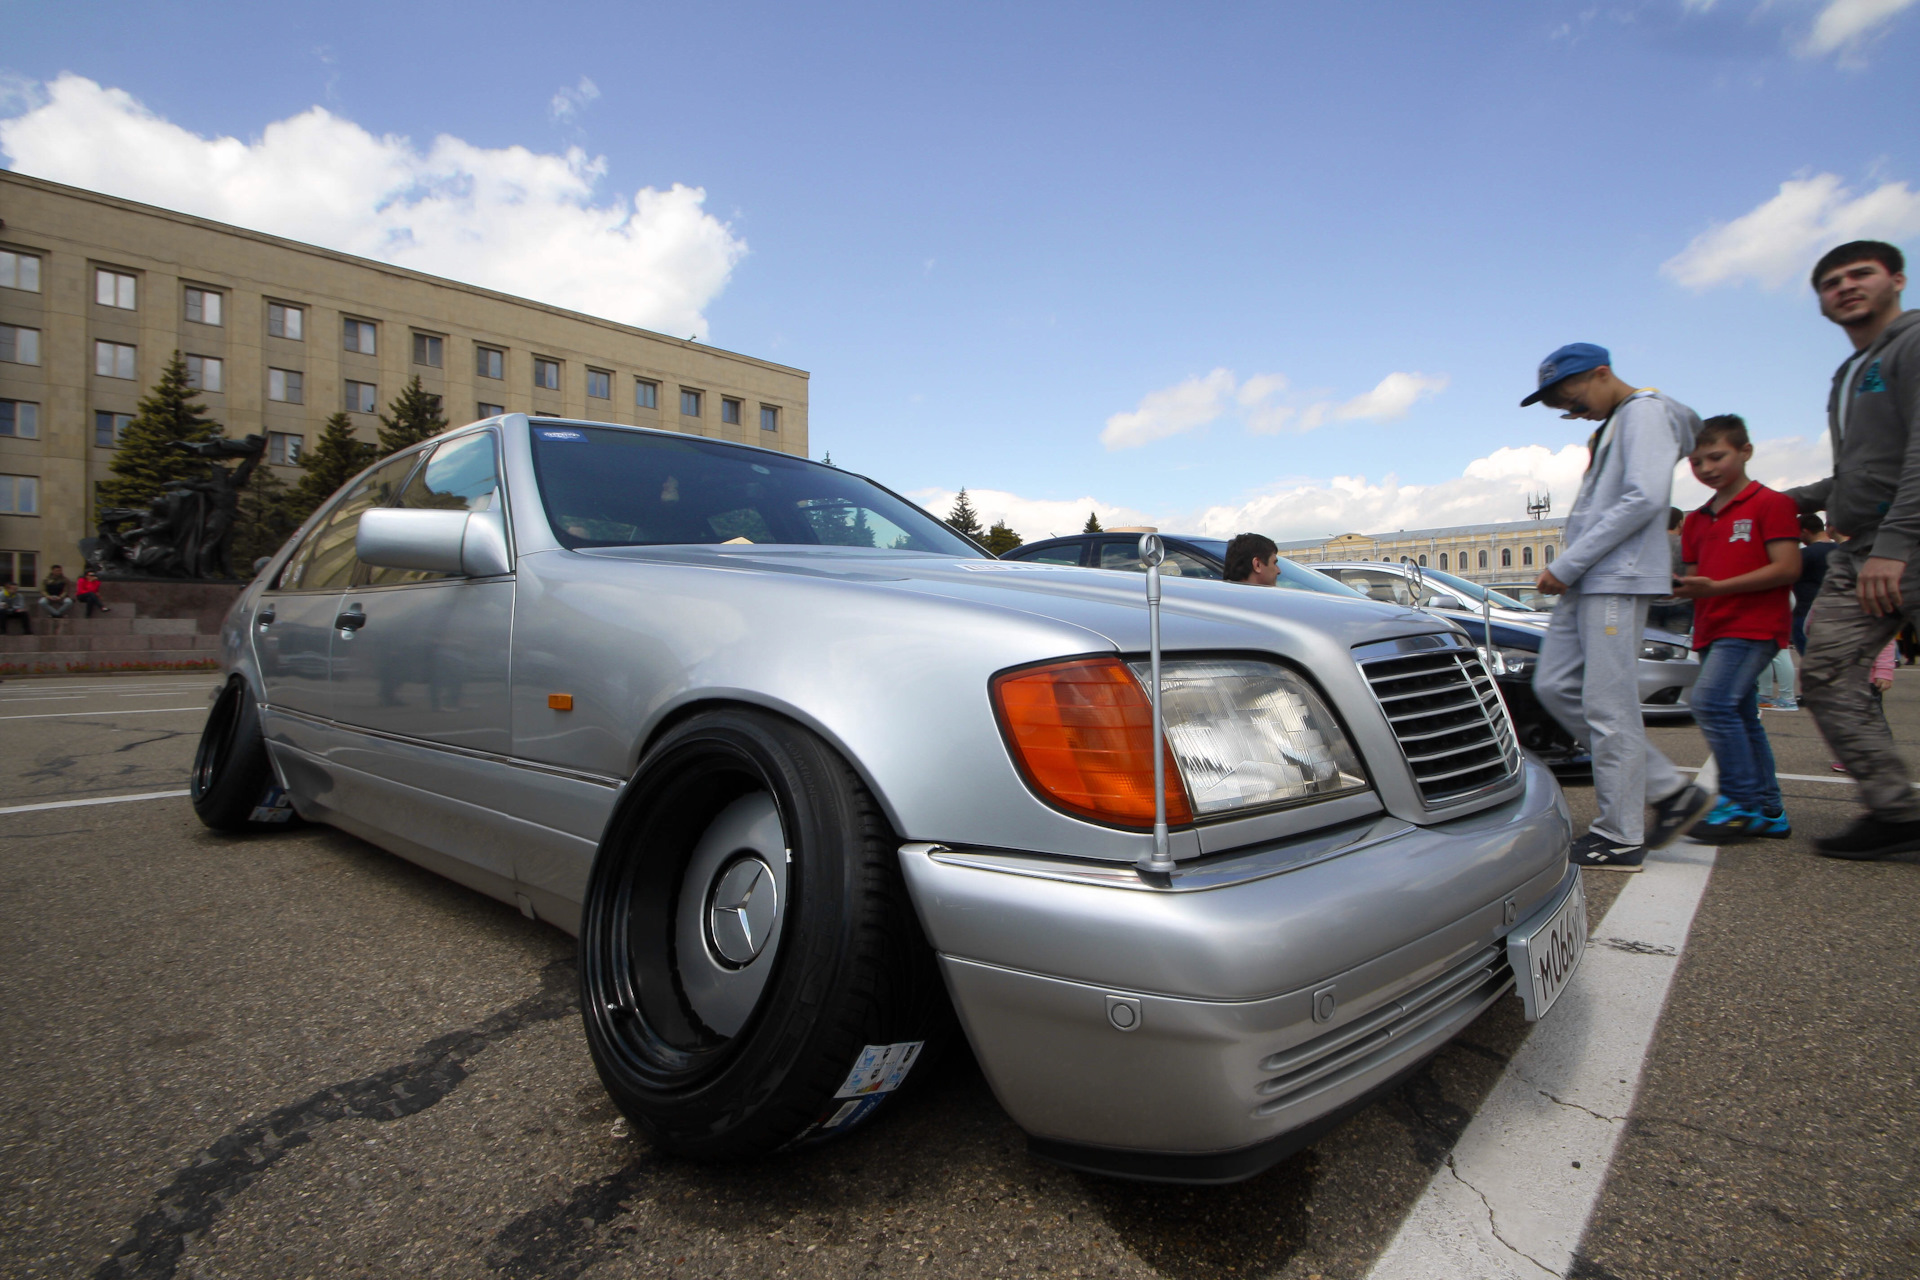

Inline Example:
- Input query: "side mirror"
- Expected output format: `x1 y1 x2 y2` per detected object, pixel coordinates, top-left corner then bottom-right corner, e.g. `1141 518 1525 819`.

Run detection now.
356 508 511 578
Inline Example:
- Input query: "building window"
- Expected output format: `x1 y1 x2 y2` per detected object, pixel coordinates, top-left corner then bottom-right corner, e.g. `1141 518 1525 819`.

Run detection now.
680 388 702 417
0 475 38 515
587 369 611 399
95 341 137 379
533 358 561 390
268 302 304 340
478 402 504 419
1522 546 1534 567
1418 554 1427 566
1477 550 1489 569
95 269 137 309
94 411 132 447
760 404 780 432
345 380 378 413
1500 547 1513 567
410 333 444 368
1 325 41 366
185 288 223 326
1544 544 1555 564
185 355 224 393
268 368 304 404
1 400 40 439
477 346 504 379
268 432 304 465
721 397 742 425
0 551 37 588
1 251 41 292
635 379 659 409
343 318 377 355
1438 552 1448 570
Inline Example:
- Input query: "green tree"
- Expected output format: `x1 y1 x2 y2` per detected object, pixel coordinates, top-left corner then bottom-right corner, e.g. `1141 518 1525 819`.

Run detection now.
377 375 448 455
230 464 302 570
289 412 378 524
96 352 220 514
946 488 985 543
1082 510 1104 533
984 519 1024 556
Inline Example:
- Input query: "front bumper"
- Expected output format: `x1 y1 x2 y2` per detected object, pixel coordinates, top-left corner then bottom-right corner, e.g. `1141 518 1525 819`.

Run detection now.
898 757 1573 1182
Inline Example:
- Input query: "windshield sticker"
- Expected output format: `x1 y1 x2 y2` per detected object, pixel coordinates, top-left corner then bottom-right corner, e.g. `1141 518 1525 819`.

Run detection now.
833 1041 924 1098
957 561 1080 572
534 428 587 442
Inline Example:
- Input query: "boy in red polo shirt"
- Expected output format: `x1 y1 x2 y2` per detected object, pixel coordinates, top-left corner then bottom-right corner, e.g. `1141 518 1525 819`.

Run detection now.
1676 416 1804 838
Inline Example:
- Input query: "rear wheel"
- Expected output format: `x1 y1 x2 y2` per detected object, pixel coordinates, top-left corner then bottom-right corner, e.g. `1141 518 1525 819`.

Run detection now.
579 708 947 1161
190 677 277 831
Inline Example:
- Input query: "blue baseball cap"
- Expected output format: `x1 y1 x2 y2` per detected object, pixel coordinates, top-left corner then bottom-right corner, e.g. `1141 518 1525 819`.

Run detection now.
1521 342 1610 406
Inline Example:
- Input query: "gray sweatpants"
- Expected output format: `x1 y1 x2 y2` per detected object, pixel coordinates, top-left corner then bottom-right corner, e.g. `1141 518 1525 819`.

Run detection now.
1801 548 1920 823
1532 590 1686 844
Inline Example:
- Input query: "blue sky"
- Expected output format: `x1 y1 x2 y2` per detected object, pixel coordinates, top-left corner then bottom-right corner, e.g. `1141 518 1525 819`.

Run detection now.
5 0 1919 539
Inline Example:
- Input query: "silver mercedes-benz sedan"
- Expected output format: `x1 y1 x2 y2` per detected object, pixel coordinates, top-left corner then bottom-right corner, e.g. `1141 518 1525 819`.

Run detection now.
191 414 1581 1183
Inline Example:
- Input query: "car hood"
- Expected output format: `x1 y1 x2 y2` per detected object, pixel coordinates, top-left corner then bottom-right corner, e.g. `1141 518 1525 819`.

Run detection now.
577 544 1450 655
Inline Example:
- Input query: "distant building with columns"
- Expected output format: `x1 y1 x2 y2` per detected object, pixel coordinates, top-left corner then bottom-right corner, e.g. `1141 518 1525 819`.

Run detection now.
1274 518 1569 586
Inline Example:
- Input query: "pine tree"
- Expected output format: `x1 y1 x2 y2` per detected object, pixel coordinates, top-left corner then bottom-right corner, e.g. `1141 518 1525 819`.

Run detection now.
289 412 379 524
96 352 220 514
377 375 448 455
1082 510 1104 533
985 520 1024 556
230 464 302 570
946 488 985 543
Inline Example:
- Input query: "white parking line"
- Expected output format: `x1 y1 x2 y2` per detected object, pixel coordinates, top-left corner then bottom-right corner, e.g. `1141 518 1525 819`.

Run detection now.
1368 843 1717 1280
0 789 191 815
1675 764 1915 788
0 706 206 721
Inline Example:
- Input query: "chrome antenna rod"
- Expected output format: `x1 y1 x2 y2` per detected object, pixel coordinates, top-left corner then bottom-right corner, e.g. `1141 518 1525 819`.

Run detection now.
1136 533 1174 875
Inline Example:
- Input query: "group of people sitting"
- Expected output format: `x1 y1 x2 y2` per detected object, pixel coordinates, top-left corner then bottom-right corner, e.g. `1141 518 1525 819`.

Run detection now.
0 565 110 635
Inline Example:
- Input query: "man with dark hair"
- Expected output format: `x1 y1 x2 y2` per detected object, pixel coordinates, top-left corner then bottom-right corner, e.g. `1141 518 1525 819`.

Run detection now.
1224 533 1281 585
1786 239 1920 859
1523 343 1710 870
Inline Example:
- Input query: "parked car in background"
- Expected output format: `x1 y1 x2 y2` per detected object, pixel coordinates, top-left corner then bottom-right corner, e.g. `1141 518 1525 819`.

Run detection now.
1003 532 1356 594
190 421 1581 1184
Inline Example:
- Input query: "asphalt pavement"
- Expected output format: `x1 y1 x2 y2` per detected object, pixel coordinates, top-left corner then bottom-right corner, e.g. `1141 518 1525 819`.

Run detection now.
2 671 1917 1279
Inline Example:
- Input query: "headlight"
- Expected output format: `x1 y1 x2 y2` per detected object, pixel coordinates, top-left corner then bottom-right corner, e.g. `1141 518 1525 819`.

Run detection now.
1640 640 1690 662
1477 645 1537 678
992 656 1367 827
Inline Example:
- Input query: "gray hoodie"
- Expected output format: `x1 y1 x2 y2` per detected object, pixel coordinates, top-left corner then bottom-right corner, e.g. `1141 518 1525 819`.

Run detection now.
1785 310 1920 562
1553 389 1701 596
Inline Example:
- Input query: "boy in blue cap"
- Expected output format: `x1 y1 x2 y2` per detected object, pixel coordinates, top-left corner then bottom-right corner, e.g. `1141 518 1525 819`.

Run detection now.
1523 344 1712 869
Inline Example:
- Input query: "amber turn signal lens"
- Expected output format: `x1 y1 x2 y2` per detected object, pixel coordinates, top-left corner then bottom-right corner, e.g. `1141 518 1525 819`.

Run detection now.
993 657 1193 828
548 693 574 711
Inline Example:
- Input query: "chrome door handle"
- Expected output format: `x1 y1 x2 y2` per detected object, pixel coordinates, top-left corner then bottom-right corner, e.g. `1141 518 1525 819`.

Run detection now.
256 606 276 627
335 605 368 631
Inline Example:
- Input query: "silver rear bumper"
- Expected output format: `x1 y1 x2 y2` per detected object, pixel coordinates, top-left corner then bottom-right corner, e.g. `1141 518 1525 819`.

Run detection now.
898 757 1574 1181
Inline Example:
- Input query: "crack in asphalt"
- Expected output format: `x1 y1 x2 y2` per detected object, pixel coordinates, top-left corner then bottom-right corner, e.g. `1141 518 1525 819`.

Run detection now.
1601 936 1677 957
93 958 578 1280
1535 1087 1623 1126
1443 1154 1559 1277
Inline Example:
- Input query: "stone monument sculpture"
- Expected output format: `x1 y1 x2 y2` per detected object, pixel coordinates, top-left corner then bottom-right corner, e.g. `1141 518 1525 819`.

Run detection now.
83 434 267 580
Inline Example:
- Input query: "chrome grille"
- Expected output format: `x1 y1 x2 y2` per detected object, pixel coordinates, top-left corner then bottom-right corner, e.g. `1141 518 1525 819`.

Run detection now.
1357 638 1521 805
1252 946 1513 1116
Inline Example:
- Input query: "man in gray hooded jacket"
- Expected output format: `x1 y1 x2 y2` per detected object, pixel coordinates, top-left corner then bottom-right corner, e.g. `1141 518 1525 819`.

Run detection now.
1786 241 1920 860
1523 343 1711 870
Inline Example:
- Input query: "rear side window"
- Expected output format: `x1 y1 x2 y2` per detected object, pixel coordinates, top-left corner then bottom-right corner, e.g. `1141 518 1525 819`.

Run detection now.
363 433 502 585
276 452 423 591
1010 542 1084 566
1097 540 1221 579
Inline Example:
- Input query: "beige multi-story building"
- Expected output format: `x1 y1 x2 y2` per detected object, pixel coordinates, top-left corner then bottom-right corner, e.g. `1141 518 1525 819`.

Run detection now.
0 171 809 589
1277 518 1569 585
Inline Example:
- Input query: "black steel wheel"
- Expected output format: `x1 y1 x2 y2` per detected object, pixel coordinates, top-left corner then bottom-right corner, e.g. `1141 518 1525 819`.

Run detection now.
189 676 276 831
579 708 947 1161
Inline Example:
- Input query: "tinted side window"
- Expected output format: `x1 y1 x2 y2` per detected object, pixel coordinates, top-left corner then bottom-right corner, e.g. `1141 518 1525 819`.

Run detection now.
363 433 502 585
277 452 423 591
1333 569 1413 605
1010 542 1084 565
1098 540 1220 579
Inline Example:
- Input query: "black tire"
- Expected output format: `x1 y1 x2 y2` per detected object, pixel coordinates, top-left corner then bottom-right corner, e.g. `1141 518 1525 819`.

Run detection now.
579 708 948 1161
190 676 276 831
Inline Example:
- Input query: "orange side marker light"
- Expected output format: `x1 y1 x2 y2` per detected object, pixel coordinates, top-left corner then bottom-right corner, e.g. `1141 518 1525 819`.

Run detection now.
548 693 574 711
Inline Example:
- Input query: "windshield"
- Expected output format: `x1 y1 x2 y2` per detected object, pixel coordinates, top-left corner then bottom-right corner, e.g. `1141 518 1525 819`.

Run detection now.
1183 540 1366 597
529 425 984 556
1419 566 1539 611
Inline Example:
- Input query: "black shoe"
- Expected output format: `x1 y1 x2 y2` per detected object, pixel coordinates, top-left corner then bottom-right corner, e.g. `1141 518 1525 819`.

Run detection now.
1647 783 1714 851
1570 831 1647 872
1815 817 1920 861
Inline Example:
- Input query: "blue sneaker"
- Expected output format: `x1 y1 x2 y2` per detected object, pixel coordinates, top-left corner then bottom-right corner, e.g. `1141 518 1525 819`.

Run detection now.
1691 797 1759 841
1740 809 1792 839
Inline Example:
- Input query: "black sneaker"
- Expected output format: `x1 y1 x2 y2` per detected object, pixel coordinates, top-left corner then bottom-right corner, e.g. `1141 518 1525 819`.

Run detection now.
1815 817 1920 861
1570 831 1647 872
1647 783 1714 851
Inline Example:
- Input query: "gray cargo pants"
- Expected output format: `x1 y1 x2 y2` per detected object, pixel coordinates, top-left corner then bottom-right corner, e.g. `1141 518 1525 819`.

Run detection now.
1801 548 1920 823
1533 590 1687 845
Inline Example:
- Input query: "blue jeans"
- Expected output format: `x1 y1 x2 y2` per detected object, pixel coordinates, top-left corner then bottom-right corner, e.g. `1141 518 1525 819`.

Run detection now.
1693 638 1784 812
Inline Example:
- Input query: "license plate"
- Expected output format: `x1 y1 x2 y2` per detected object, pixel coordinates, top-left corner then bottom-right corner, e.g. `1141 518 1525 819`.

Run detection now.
1507 876 1587 1020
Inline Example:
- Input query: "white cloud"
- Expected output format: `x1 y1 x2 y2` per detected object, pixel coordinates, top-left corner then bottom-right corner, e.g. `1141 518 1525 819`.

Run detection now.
1100 368 1236 450
1103 367 1448 448
907 487 1156 541
1662 173 1920 290
549 75 601 124
0 74 746 338
1800 0 1919 58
